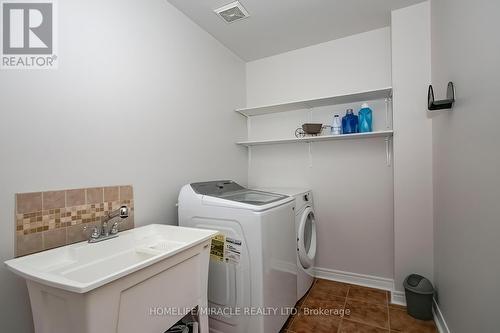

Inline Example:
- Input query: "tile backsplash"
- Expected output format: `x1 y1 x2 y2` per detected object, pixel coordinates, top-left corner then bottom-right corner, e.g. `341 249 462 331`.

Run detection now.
15 185 134 257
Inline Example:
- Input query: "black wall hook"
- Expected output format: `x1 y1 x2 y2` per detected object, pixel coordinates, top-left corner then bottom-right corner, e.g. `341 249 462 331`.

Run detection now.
428 82 455 111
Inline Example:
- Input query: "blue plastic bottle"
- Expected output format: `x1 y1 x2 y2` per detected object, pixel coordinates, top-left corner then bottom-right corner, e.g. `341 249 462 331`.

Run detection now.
341 109 358 134
358 103 373 133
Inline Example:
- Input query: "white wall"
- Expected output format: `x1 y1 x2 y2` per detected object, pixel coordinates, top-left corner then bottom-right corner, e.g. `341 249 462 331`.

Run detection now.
246 28 395 279
247 27 392 106
391 1 434 295
0 1 247 332
431 0 500 331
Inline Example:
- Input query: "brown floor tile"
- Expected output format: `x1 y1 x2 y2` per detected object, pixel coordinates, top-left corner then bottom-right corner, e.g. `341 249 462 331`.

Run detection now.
347 284 388 305
389 308 437 333
287 281 438 333
307 287 346 303
301 294 346 317
389 303 407 311
312 278 350 297
288 314 340 333
296 296 306 309
282 311 297 331
344 299 389 329
340 319 389 333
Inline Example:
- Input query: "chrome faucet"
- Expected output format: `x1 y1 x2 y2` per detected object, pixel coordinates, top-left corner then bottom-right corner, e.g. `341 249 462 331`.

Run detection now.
84 206 129 243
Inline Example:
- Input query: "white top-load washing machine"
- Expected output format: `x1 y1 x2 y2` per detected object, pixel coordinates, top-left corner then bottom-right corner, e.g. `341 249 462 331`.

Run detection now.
256 188 317 301
178 181 297 333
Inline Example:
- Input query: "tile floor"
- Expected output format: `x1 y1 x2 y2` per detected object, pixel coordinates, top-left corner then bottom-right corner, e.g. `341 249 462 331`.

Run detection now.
281 279 438 333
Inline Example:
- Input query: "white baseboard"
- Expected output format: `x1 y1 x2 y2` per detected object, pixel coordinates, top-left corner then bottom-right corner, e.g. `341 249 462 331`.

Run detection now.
313 266 394 291
390 290 406 306
433 299 451 333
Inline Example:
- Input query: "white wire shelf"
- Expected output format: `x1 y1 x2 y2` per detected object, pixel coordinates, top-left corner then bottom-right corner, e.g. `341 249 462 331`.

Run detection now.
236 130 394 147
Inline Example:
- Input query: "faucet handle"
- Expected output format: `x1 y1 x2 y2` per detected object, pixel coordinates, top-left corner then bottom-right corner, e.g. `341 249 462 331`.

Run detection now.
109 219 127 235
110 222 120 235
83 225 100 240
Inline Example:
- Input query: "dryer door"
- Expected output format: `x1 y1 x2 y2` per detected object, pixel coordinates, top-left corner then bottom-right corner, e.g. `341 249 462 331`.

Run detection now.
297 207 317 269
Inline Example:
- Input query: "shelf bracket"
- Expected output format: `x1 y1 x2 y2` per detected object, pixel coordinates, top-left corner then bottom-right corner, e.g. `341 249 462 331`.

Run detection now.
308 107 313 123
248 146 252 172
308 142 313 168
385 137 392 167
384 98 392 129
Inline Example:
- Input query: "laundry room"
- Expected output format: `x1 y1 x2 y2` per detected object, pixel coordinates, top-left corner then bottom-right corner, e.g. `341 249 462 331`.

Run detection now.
0 1 498 333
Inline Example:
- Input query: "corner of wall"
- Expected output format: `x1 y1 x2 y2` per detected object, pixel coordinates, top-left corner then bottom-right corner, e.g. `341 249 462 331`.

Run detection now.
391 0 434 292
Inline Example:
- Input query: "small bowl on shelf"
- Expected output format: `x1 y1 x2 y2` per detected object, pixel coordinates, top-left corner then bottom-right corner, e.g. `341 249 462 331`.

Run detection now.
301 123 323 135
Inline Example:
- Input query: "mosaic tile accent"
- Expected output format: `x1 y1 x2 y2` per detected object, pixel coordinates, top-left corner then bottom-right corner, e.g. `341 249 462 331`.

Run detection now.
15 185 134 257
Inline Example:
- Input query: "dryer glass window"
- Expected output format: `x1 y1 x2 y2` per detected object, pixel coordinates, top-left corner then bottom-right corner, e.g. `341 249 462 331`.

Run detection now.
304 213 313 253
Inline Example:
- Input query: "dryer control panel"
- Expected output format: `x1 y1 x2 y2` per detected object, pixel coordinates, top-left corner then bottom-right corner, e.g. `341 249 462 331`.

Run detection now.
295 191 313 212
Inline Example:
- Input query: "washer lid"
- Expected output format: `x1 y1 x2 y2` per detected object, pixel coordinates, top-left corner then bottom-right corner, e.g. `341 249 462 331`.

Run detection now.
191 180 245 196
191 181 290 208
254 187 311 198
217 190 288 206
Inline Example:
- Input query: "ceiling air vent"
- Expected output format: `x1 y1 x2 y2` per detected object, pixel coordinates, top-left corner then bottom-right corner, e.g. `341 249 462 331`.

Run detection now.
214 1 250 24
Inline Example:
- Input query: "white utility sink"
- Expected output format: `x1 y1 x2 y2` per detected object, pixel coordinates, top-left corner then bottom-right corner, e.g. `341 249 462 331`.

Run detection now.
5 224 218 333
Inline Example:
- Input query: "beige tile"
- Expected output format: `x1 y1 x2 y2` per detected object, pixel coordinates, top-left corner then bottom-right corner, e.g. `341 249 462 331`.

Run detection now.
86 187 103 204
344 299 389 329
339 319 389 333
120 185 133 201
118 215 134 232
43 190 65 210
16 192 42 214
16 215 24 226
67 224 92 244
66 189 85 207
104 186 119 202
16 232 43 257
347 285 388 305
43 228 67 250
389 308 437 333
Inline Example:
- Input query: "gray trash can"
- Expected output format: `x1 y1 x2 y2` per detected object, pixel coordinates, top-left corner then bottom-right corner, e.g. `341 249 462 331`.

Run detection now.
403 274 434 320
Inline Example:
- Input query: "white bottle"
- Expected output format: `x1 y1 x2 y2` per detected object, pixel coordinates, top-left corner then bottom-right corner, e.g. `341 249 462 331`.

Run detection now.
332 115 342 135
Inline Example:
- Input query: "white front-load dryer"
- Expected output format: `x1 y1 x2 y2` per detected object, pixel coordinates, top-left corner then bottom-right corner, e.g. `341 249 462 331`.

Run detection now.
255 188 317 301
